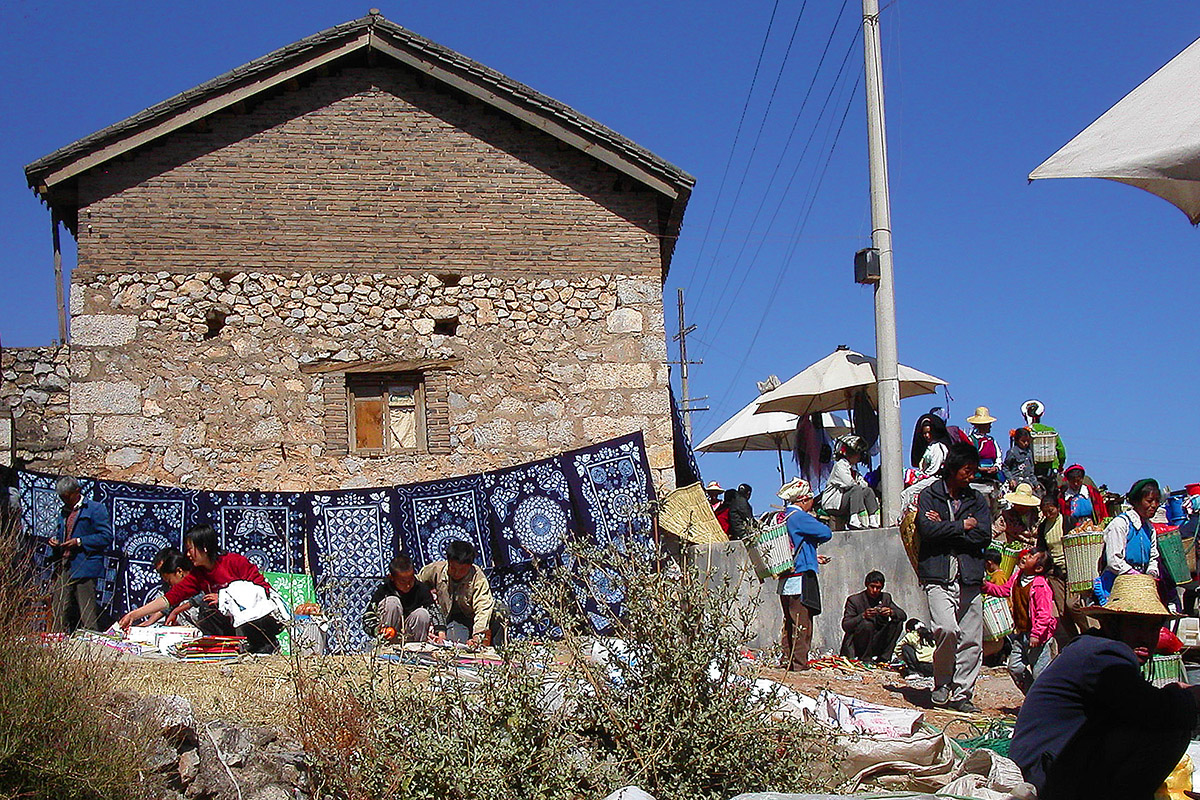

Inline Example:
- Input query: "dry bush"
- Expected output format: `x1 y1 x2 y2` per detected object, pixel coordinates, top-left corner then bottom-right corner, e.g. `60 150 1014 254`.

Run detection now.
292 536 839 800
0 512 161 800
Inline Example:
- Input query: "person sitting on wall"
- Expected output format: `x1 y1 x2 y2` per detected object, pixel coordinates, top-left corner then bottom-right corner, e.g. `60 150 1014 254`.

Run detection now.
48 476 113 633
118 524 283 654
364 553 436 643
418 540 502 648
840 570 907 663
135 547 201 627
1010 573 1199 800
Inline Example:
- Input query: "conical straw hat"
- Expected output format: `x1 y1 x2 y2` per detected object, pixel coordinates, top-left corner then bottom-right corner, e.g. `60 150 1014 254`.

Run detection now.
1081 573 1182 618
1004 483 1040 507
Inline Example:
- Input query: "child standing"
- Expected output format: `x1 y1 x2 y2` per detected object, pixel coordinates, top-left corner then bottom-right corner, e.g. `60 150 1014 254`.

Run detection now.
985 549 1057 694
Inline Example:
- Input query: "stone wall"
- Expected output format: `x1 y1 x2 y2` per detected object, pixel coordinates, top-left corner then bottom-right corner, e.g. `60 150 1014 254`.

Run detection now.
0 345 70 469
68 269 672 490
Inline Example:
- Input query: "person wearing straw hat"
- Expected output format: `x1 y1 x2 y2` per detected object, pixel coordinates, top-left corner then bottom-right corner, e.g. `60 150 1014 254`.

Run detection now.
1021 399 1067 477
966 406 1002 483
1010 573 1198 800
1095 479 1163 605
776 477 833 671
915 441 993 712
704 481 730 534
998 482 1042 546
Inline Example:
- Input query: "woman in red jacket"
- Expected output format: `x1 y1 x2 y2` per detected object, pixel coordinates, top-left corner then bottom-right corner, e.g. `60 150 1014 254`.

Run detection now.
118 524 282 653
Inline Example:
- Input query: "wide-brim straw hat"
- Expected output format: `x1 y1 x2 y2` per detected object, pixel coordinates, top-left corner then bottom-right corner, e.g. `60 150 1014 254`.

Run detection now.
778 477 814 503
1081 573 1183 619
704 480 724 493
1004 483 1040 507
967 406 997 425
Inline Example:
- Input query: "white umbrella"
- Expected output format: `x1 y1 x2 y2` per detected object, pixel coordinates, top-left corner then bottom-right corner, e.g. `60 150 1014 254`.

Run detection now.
696 393 848 483
696 402 848 454
754 346 947 417
1030 36 1200 223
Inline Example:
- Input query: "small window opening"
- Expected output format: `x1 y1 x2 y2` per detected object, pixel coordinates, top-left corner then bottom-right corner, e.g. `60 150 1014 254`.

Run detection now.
434 318 459 336
204 308 228 339
438 273 462 287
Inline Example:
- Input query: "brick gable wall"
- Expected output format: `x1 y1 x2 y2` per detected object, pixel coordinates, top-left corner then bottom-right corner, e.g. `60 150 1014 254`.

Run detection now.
61 61 676 490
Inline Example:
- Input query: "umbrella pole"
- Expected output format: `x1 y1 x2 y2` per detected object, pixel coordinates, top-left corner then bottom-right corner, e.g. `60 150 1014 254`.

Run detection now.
777 445 785 485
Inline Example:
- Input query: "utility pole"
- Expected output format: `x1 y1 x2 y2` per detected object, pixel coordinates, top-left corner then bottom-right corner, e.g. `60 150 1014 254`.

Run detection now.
671 288 707 441
863 0 902 523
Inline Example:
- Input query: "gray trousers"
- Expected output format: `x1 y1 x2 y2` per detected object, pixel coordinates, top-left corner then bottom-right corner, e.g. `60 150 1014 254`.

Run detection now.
377 596 432 643
52 573 99 633
923 581 983 703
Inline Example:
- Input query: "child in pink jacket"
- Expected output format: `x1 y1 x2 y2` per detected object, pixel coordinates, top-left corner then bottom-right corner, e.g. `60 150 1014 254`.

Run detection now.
985 548 1058 694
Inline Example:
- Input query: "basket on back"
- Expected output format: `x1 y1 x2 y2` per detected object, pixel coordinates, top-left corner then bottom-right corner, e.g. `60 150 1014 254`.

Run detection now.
657 482 728 545
1155 525 1194 587
1063 529 1105 593
1031 431 1058 464
745 519 794 581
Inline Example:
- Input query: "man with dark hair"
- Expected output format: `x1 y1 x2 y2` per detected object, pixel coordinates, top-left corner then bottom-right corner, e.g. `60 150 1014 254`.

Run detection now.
1011 573 1199 800
916 441 992 712
48 476 113 632
840 570 906 662
417 539 500 647
725 483 755 540
364 553 436 643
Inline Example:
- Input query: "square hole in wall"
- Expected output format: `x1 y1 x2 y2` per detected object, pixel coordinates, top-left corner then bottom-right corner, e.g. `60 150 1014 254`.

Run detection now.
434 318 459 336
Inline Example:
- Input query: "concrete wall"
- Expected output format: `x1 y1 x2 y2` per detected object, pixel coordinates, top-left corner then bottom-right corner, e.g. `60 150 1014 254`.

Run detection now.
684 526 929 658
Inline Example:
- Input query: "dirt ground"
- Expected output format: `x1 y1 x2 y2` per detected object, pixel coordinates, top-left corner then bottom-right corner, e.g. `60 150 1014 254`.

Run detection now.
100 642 1025 735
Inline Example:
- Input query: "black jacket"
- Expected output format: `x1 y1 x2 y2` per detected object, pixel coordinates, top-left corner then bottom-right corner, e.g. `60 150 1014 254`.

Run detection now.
726 494 755 539
914 479 992 586
362 578 436 635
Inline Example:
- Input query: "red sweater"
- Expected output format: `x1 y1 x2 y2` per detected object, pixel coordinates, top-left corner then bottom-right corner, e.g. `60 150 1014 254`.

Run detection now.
165 552 272 607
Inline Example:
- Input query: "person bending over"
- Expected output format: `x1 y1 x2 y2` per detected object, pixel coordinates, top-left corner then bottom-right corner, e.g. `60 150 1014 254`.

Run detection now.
840 570 906 663
119 524 282 654
418 540 501 648
1010 573 1199 800
364 553 435 643
135 547 201 627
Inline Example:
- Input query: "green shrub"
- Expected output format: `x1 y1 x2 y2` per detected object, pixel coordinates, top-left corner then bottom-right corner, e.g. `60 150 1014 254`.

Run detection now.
294 539 839 800
0 516 159 800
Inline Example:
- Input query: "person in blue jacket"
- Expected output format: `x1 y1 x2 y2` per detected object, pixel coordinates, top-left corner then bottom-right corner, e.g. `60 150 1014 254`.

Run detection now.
776 477 833 671
48 476 113 632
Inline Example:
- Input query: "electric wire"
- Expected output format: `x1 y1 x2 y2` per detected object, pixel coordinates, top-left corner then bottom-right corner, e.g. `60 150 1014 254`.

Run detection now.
688 0 812 311
683 0 784 299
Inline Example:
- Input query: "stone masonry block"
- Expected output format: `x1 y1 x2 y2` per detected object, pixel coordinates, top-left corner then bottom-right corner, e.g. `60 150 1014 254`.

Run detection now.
606 308 643 334
72 381 141 415
71 315 137 347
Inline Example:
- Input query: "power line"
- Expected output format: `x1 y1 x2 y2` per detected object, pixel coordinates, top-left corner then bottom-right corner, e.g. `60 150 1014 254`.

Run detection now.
708 68 864 418
689 0 812 311
684 0 784 299
704 24 862 345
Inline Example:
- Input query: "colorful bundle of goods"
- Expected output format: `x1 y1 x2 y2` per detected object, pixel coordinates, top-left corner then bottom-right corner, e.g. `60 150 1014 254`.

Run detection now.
170 636 245 662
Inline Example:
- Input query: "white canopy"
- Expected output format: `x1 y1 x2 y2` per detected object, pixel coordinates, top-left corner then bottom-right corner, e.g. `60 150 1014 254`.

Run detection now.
1030 36 1200 223
754 346 946 417
695 397 848 454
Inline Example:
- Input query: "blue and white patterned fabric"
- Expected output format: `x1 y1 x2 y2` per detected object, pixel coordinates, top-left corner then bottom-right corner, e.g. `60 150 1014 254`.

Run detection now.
16 433 656 645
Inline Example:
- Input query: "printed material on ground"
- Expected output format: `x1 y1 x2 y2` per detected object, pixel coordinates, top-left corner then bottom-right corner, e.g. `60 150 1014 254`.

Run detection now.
124 624 201 654
171 636 245 662
814 689 923 737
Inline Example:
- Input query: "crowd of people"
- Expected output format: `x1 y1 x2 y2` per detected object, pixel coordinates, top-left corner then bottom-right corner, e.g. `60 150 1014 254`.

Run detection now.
711 398 1200 799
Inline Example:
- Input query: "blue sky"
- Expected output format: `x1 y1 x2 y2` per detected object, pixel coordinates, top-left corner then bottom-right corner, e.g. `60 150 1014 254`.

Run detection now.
1 2 1197 499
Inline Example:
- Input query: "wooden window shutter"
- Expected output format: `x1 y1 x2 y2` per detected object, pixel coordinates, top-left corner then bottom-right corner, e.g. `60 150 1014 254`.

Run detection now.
353 388 386 451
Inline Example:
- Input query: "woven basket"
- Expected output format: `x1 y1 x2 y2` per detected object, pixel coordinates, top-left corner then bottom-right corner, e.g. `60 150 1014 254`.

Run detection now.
1156 526 1192 586
1031 431 1057 463
1064 530 1105 593
1143 653 1187 688
657 482 728 544
745 521 794 580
